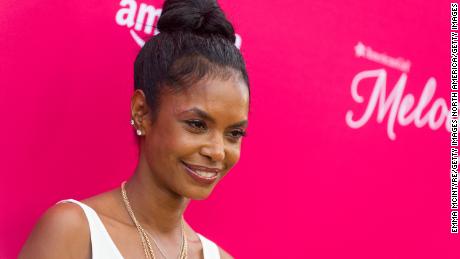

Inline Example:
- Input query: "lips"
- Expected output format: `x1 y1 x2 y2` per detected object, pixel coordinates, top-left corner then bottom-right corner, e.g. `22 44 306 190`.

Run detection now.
181 161 221 184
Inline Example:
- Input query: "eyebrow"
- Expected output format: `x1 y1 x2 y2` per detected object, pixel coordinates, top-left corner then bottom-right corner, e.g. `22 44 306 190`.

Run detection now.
180 107 248 127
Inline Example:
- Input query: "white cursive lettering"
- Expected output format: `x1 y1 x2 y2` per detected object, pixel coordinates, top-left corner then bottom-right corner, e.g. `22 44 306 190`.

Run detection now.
346 69 450 140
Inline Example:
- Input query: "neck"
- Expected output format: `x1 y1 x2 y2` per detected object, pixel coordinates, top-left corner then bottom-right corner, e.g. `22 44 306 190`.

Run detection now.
123 151 190 234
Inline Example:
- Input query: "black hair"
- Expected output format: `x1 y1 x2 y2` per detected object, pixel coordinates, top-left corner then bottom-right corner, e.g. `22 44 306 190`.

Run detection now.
134 0 250 123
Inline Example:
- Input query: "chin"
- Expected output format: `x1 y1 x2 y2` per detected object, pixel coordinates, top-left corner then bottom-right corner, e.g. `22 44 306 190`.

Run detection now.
181 184 218 200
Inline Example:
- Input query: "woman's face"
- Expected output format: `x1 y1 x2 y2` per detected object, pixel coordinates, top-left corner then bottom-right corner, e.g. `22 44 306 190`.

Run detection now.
135 75 249 200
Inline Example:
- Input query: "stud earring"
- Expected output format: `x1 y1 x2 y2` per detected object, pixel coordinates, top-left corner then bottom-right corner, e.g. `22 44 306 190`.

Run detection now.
131 118 143 136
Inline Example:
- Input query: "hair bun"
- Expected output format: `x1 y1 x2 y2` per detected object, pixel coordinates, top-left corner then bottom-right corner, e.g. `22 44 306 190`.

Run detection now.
157 0 236 43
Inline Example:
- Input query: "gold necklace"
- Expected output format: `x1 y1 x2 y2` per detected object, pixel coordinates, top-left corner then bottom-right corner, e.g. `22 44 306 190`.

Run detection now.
146 224 185 259
121 181 188 259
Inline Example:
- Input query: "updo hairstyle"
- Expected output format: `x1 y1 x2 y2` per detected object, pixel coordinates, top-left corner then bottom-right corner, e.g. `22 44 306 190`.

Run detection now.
134 0 250 123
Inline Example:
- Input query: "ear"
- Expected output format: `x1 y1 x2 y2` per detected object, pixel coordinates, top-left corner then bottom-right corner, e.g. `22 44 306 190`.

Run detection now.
130 89 150 135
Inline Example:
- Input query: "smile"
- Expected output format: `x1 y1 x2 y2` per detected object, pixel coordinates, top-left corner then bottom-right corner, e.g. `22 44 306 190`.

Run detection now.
181 161 220 184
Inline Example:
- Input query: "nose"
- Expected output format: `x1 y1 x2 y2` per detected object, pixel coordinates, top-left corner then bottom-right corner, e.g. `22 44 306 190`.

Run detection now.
200 133 225 162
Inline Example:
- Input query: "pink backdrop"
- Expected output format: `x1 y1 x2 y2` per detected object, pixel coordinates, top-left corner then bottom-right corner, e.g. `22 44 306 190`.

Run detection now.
0 0 457 258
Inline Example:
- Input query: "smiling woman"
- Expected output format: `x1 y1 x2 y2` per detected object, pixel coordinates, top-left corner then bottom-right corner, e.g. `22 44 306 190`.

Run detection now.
18 0 250 258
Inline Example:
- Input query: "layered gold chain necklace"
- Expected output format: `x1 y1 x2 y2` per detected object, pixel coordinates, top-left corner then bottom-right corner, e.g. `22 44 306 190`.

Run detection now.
121 181 188 259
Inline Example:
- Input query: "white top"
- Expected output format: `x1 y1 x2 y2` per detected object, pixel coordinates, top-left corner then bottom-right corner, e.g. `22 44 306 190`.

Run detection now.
57 199 220 259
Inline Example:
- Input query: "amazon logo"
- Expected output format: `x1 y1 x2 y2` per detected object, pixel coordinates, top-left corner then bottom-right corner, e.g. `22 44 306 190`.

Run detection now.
115 0 242 48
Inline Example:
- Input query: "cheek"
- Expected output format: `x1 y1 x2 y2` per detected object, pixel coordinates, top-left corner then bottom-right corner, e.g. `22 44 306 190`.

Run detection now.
226 144 242 169
145 126 185 163
160 126 201 162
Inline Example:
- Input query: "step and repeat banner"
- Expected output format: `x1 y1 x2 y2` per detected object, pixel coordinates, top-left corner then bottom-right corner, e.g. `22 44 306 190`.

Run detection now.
0 0 457 258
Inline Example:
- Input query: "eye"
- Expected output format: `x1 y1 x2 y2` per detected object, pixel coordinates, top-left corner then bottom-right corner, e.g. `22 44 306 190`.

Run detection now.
227 129 247 140
185 120 207 131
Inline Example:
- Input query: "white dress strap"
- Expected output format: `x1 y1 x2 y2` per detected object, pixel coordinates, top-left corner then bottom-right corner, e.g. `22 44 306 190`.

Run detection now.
57 199 124 259
197 233 221 259
57 199 222 259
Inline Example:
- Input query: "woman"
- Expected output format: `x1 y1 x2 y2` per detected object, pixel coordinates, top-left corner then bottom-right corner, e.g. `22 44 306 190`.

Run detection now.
19 0 250 258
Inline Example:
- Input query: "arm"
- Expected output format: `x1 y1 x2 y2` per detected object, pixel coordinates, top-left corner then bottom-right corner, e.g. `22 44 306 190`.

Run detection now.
18 202 91 259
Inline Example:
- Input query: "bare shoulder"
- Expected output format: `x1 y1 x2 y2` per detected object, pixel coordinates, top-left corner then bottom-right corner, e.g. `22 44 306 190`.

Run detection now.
19 202 91 259
219 246 234 259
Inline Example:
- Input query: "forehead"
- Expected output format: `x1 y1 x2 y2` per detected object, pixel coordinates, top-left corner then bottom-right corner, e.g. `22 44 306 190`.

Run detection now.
166 77 249 119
